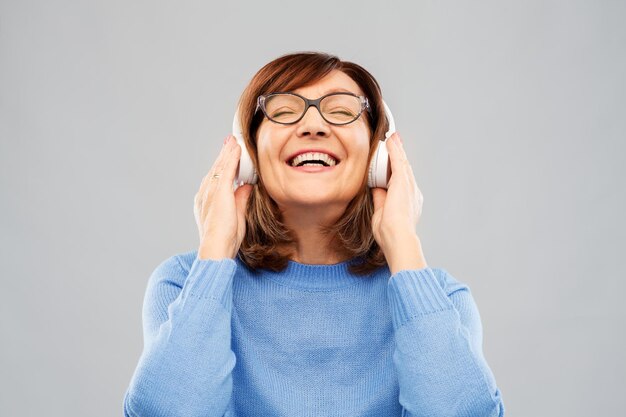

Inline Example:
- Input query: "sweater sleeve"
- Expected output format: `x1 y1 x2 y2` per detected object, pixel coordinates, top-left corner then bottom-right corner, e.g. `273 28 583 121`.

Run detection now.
387 267 505 417
123 254 237 417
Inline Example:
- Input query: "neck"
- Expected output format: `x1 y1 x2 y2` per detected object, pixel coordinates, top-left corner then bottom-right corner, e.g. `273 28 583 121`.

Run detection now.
279 203 350 265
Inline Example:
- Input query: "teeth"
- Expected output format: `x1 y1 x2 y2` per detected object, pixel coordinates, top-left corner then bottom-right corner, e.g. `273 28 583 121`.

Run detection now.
290 152 337 167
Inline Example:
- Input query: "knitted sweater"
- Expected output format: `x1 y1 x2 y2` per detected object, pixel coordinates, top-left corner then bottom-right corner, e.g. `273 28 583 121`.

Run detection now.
123 250 505 417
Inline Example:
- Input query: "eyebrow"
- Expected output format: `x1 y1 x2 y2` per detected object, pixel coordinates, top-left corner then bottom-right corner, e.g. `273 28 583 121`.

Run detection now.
324 88 356 94
291 87 360 96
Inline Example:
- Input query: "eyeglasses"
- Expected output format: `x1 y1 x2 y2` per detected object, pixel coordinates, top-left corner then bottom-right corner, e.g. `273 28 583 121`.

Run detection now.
255 91 370 125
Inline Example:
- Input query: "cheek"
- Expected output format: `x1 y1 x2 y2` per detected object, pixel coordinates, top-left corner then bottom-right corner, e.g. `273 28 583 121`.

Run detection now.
354 137 372 171
256 147 270 172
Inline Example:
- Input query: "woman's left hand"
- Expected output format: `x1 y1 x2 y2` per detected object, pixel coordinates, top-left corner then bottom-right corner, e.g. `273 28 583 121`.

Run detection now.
371 132 427 273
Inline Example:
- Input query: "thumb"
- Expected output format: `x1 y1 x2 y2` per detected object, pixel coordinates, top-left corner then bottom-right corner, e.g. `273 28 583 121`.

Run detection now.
234 183 253 218
371 188 386 212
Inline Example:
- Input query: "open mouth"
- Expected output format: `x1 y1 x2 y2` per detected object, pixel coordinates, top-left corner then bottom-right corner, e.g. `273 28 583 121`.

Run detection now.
287 152 340 167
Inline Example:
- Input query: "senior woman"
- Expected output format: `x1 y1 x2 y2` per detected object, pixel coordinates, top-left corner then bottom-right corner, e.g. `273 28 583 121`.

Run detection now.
123 52 505 417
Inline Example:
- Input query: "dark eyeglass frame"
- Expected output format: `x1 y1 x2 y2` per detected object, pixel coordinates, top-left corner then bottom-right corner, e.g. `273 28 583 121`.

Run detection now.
255 91 371 126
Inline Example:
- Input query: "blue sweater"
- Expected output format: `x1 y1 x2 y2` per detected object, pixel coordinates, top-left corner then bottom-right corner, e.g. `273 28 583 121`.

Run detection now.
123 250 505 417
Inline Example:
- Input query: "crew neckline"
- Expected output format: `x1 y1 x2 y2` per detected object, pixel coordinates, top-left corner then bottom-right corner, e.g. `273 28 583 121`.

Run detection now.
257 257 371 291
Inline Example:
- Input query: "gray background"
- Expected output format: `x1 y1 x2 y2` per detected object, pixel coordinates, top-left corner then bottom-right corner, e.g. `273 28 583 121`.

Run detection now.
1 0 624 416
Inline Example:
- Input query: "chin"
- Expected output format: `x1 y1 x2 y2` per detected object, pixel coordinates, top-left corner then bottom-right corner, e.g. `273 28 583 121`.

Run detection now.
274 190 352 209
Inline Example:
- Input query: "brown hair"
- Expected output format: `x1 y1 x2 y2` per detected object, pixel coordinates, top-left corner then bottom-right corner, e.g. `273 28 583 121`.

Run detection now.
236 51 389 276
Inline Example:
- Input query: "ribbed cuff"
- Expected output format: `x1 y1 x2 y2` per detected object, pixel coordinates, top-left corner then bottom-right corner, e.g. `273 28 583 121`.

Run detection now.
179 256 237 314
387 268 454 329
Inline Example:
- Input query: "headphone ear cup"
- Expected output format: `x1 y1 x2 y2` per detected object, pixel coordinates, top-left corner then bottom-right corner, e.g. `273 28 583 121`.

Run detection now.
232 109 258 186
368 139 390 189
368 99 395 189
236 142 258 185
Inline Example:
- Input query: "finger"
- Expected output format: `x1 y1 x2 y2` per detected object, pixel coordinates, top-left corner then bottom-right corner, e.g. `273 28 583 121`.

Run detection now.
396 134 416 177
386 133 406 161
385 133 410 181
371 188 387 212
234 183 253 220
202 135 237 200
389 132 406 154
208 135 237 180
197 135 233 193
220 137 243 187
196 135 236 210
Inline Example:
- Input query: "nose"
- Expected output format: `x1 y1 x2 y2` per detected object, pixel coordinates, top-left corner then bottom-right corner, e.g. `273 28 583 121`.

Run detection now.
295 105 331 138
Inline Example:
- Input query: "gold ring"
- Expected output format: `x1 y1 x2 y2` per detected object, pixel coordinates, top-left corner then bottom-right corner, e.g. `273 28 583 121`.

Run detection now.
211 173 221 180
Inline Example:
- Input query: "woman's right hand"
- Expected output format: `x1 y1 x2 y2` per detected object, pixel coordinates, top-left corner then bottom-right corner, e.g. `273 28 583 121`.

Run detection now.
194 134 254 260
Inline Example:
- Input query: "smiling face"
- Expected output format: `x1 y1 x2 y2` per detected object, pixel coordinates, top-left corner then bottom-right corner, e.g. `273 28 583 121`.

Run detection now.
255 70 371 211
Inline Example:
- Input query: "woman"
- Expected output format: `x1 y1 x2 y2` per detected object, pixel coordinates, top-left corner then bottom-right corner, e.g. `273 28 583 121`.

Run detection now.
123 51 505 417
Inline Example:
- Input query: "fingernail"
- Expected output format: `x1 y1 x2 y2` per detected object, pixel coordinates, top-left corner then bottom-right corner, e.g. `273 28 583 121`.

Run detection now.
223 135 230 145
397 132 403 144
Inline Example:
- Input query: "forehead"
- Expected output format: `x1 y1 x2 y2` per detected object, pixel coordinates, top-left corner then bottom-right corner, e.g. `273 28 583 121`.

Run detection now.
291 70 364 97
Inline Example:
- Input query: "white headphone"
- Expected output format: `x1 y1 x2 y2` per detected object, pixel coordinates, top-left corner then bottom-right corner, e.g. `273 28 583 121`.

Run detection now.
231 99 395 189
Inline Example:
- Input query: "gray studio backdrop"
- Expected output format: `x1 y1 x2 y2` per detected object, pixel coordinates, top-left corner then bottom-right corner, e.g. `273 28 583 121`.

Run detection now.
1 1 624 416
